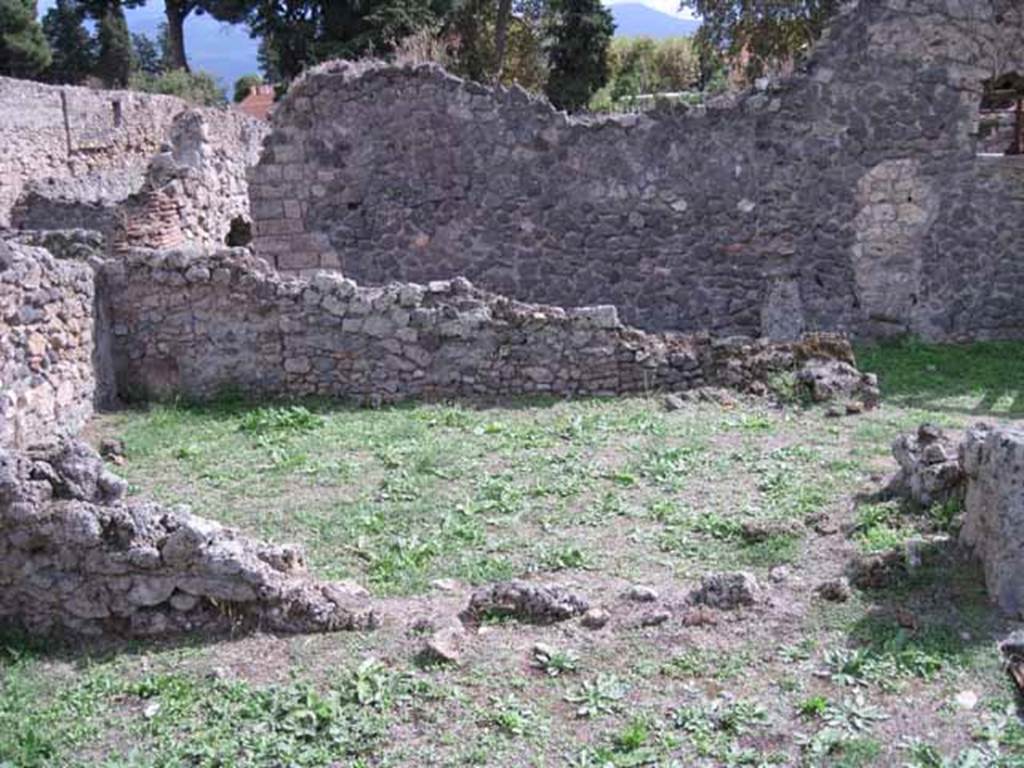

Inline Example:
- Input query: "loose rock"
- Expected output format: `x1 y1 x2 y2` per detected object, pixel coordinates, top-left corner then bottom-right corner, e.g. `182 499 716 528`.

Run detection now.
580 608 610 629
462 581 589 625
690 572 761 609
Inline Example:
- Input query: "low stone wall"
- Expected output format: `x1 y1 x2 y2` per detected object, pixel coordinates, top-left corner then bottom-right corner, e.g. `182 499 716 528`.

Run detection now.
0 440 373 637
100 247 865 404
0 239 95 449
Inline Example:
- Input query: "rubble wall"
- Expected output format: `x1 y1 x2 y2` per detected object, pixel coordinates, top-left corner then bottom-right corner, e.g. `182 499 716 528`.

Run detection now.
250 0 1024 341
100 248 859 404
0 239 95 449
0 440 372 637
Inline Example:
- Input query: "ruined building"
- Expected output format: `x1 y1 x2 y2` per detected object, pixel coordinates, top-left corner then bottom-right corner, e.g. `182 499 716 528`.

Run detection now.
1 0 1023 637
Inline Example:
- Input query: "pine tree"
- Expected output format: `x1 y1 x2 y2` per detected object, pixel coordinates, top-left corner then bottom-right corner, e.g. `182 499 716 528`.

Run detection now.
42 0 95 84
543 0 614 112
95 3 132 87
0 0 52 78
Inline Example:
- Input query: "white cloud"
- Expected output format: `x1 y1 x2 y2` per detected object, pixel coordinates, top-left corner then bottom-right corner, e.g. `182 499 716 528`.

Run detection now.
603 0 699 21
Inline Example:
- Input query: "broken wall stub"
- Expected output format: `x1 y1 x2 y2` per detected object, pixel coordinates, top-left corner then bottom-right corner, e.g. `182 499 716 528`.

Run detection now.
0 239 95 449
889 422 1024 618
250 0 1024 342
0 77 268 249
99 247 861 404
960 424 1024 618
0 440 373 637
111 109 269 251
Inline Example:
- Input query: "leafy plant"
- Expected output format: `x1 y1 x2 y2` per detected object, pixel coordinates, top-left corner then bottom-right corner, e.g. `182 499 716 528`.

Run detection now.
565 675 627 718
239 405 324 436
532 645 580 677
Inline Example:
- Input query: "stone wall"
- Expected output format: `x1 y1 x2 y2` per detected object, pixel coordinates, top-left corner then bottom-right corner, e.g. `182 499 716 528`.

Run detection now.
0 77 267 249
890 422 1024 618
111 109 269 251
0 239 95 449
0 77 182 228
961 424 1024 618
250 0 1024 342
99 247 865 404
0 439 373 637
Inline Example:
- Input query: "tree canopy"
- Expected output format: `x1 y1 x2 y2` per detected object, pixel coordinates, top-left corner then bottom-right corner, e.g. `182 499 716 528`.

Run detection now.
543 0 615 111
42 0 93 83
0 0 51 78
681 0 840 78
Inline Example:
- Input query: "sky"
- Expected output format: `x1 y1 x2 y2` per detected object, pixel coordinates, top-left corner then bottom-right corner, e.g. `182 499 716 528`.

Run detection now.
606 0 698 20
37 0 698 90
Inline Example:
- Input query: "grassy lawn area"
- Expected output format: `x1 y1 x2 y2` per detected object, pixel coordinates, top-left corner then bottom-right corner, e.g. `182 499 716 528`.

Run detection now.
3 341 1024 767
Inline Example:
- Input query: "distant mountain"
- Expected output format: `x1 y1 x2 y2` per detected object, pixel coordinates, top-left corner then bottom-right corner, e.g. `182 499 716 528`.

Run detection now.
609 3 701 39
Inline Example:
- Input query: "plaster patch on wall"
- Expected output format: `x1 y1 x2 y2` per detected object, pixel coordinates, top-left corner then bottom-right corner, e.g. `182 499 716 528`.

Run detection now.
852 159 939 336
761 279 805 341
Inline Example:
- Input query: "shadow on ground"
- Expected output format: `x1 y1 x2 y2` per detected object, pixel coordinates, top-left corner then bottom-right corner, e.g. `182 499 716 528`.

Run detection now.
857 339 1024 417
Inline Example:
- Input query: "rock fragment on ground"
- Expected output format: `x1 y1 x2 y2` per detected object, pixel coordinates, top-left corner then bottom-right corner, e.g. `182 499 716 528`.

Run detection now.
421 625 467 665
461 581 589 625
797 359 879 408
889 423 964 507
689 572 761 609
815 578 852 602
847 550 907 590
624 585 659 603
580 607 610 629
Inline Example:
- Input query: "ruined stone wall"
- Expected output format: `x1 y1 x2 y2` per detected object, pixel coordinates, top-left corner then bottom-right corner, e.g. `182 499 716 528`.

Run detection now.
0 239 95 449
112 109 269 251
251 0 1024 342
100 248 859 404
0 440 372 637
1 77 267 248
0 77 183 228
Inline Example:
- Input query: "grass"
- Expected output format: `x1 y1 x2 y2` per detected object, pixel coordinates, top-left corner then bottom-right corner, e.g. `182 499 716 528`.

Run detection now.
6 340 1024 766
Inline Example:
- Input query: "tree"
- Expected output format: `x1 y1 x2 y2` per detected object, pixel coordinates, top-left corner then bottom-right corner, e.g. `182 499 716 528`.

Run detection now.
609 36 658 101
162 0 250 72
95 3 133 86
235 0 452 82
0 0 52 78
681 0 840 79
543 0 613 112
132 30 164 75
42 0 95 84
233 71 262 101
653 36 698 92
